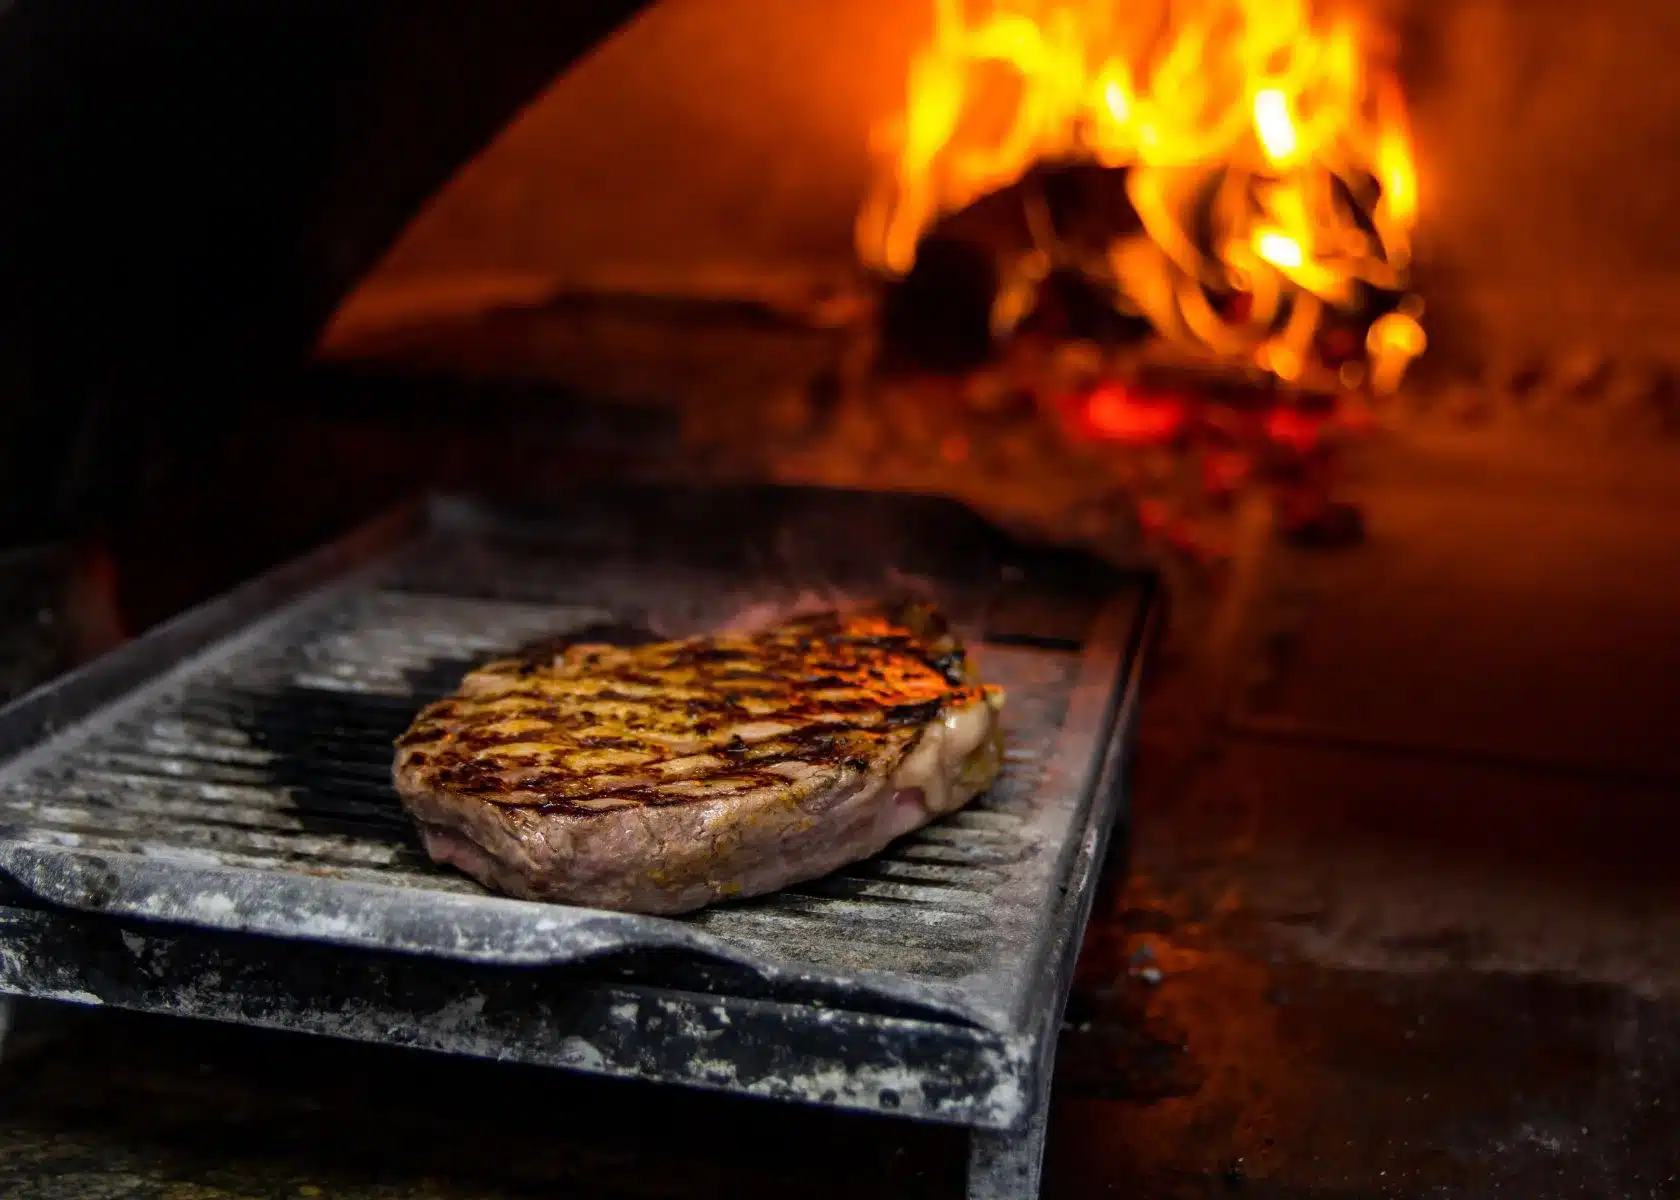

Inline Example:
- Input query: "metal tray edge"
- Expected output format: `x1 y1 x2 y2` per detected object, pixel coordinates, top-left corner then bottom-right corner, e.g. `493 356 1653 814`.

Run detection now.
0 842 1005 1028
0 500 426 764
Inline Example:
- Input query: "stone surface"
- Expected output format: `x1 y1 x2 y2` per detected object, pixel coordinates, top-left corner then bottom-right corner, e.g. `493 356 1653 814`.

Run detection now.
6 696 1680 1197
5 373 1680 1195
1233 422 1680 782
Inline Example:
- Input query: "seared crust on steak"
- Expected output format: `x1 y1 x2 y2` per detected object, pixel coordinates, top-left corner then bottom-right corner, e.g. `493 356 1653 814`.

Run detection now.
392 604 1004 914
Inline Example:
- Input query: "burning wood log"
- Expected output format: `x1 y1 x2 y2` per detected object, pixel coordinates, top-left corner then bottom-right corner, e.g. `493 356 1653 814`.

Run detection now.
857 0 1429 395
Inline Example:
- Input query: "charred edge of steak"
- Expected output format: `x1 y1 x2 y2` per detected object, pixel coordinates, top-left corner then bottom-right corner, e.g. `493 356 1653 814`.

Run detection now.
510 621 663 674
510 607 966 681
884 697 944 726
800 598 971 686
883 599 970 685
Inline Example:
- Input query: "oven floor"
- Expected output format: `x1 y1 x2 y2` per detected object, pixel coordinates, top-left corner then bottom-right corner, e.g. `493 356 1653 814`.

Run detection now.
4 425 1678 1196
4 711 1679 1199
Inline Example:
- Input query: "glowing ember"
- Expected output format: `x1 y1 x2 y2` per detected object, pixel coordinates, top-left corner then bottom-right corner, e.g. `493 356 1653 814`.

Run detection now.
1365 307 1428 394
1264 405 1326 452
1202 449 1252 498
1038 368 1372 549
859 0 1426 387
1076 382 1187 444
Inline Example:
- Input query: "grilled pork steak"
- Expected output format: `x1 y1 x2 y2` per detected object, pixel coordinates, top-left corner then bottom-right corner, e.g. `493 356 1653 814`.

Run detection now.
393 605 1005 914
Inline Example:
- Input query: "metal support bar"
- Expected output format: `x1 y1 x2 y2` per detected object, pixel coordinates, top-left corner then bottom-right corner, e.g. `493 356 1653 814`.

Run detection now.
966 1057 1054 1199
0 905 1029 1130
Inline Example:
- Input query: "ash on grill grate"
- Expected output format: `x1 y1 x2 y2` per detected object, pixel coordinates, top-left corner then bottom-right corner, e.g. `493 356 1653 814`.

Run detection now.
0 489 1155 1200
0 493 1144 1042
0 569 1084 986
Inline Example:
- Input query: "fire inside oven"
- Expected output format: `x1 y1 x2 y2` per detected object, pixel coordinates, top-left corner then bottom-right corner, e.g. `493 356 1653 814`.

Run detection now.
304 0 1679 581
323 0 1430 563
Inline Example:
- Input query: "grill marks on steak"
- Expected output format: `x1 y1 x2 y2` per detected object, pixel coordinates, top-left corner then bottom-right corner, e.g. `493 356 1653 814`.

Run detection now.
399 609 977 810
392 605 1005 914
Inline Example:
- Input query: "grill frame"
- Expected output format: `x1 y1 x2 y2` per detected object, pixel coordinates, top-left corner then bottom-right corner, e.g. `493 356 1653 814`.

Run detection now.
0 488 1156 1197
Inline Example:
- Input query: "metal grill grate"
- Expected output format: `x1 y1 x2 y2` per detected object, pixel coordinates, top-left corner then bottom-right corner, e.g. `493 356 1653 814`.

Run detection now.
0 490 1157 1197
0 490 1148 1035
1 580 1080 983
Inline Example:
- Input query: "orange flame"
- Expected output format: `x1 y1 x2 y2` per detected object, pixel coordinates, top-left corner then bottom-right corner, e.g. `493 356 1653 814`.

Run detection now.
859 0 1425 384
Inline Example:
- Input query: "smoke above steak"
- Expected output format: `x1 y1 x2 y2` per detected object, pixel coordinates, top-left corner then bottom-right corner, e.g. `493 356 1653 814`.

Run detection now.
392 604 1005 915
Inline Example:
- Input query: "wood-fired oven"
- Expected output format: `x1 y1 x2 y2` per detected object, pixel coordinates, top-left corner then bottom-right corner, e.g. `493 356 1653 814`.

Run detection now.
0 1 1677 1196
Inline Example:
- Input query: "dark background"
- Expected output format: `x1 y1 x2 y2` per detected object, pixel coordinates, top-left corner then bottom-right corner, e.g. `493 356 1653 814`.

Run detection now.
0 0 649 549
